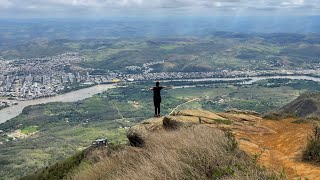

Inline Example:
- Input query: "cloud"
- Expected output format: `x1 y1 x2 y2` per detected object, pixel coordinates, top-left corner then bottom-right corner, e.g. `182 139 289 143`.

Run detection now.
0 0 12 8
0 0 319 17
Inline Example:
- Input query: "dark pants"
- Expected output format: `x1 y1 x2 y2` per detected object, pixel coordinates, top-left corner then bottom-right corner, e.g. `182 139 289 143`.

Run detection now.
154 97 161 115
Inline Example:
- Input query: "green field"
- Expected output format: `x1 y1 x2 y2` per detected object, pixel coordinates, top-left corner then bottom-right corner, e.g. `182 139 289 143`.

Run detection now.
21 126 38 135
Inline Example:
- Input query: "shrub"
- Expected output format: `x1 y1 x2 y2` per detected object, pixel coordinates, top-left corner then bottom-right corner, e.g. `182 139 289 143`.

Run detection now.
214 119 233 125
303 125 320 163
262 112 283 120
225 131 238 152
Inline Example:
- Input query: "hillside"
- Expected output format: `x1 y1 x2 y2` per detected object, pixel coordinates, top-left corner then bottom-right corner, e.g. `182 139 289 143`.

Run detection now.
276 92 320 119
2 34 320 73
23 109 320 179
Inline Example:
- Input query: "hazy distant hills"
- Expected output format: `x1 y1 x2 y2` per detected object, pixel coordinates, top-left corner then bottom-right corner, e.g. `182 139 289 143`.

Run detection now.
1 16 320 41
2 33 320 74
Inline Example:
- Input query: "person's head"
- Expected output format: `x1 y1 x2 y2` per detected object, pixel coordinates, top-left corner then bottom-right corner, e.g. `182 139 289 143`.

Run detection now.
156 81 160 87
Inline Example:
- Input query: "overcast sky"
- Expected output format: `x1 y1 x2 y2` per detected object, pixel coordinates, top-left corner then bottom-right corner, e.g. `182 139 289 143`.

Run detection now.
0 0 319 18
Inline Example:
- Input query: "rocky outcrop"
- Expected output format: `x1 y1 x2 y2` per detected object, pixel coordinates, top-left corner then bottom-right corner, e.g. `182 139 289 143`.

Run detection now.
127 109 275 147
175 109 226 120
163 116 200 130
225 109 261 116
127 117 164 147
218 112 262 123
127 109 227 146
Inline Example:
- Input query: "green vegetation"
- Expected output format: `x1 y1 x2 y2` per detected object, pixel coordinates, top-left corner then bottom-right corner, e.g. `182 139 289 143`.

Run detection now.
255 79 320 91
159 44 179 50
169 83 301 114
21 126 38 135
212 165 235 180
22 142 125 180
303 125 320 163
74 36 320 72
22 150 86 180
292 119 309 124
214 119 233 125
76 36 320 72
0 121 130 180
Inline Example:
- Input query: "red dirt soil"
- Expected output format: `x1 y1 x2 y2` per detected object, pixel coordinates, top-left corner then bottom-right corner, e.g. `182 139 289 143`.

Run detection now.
236 118 320 179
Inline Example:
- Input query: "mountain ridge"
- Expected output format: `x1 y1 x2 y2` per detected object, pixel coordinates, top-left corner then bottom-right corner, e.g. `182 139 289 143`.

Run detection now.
271 91 320 119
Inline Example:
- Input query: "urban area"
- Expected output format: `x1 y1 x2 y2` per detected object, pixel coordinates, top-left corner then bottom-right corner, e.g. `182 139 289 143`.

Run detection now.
1 52 320 108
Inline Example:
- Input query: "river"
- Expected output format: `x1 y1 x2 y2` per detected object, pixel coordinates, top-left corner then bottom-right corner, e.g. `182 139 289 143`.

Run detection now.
0 84 116 124
1 75 320 124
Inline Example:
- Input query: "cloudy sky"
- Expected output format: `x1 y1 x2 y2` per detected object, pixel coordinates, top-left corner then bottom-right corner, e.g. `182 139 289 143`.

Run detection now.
0 0 319 18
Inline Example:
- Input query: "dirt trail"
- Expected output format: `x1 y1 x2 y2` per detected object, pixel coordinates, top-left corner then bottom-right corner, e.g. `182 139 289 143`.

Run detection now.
235 118 320 179
168 98 200 116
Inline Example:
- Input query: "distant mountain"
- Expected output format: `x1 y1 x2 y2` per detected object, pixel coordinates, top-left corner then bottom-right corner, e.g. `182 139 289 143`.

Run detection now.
1 16 320 42
276 92 320 119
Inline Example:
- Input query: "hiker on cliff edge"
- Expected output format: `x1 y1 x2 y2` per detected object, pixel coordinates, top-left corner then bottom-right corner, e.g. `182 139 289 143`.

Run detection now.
149 82 172 117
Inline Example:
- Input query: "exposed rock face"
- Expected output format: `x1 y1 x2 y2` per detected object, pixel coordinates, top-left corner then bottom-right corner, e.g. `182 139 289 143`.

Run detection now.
218 112 262 123
163 116 199 130
225 109 261 116
127 126 146 147
127 118 163 147
175 109 226 120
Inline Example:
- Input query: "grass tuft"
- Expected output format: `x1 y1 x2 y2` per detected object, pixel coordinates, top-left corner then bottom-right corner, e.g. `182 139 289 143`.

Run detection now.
214 118 233 125
303 125 320 163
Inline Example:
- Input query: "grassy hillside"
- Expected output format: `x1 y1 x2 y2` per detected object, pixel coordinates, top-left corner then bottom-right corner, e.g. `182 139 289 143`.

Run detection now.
69 126 272 179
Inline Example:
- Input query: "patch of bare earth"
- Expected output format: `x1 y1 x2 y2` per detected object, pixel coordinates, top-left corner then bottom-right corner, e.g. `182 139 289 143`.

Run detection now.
7 130 29 139
234 116 320 179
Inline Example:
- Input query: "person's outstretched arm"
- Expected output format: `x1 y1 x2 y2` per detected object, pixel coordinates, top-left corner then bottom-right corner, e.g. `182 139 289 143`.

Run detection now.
149 87 154 90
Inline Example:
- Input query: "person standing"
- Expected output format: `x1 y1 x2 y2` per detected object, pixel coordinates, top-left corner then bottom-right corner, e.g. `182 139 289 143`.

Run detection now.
149 82 170 117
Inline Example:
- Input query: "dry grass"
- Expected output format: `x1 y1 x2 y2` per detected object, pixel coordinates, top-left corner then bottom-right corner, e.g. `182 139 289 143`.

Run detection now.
69 125 270 180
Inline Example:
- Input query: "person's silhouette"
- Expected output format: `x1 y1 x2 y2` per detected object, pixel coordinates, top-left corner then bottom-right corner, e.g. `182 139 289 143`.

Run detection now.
149 82 171 117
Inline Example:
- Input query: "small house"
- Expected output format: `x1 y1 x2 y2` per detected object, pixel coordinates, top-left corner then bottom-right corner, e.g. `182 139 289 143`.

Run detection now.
92 138 108 148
